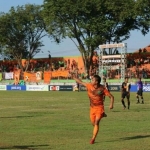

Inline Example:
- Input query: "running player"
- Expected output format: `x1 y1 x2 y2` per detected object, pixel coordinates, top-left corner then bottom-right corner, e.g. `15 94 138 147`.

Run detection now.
72 74 114 144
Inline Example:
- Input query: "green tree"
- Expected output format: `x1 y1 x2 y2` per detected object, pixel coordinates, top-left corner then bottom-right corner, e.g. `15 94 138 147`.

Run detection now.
134 0 150 35
0 4 46 71
43 0 141 75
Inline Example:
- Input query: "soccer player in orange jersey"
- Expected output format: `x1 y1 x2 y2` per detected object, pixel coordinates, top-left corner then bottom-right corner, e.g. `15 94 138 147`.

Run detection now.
72 74 114 144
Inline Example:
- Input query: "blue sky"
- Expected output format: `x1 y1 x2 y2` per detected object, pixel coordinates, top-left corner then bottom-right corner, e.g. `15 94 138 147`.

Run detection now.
0 0 150 58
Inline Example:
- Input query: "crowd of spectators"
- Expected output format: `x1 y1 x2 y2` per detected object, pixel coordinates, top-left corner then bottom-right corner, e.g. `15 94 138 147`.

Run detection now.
0 58 87 80
0 48 150 81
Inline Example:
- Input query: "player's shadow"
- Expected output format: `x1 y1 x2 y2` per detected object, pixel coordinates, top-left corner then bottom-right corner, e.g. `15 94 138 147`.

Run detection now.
0 115 33 119
0 144 49 149
120 135 150 140
106 135 150 143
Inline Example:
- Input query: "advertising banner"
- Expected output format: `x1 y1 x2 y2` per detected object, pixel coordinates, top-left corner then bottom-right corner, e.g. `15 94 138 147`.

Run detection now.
49 85 73 91
109 85 121 91
79 85 121 92
59 85 73 91
123 85 150 92
49 85 60 91
26 85 49 91
130 85 137 92
0 85 6 90
6 85 26 91
142 85 150 92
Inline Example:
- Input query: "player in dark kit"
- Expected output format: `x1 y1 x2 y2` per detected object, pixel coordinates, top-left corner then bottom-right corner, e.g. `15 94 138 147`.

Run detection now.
121 77 131 109
136 77 144 104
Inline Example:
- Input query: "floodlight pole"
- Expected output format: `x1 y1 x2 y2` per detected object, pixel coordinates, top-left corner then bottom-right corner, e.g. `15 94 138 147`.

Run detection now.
120 43 127 83
99 43 127 84
98 47 104 84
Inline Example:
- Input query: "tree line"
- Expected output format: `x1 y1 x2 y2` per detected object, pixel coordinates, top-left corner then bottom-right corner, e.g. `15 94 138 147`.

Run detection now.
0 0 150 73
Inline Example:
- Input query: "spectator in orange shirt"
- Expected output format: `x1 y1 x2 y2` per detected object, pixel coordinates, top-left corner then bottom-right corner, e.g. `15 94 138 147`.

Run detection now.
72 74 114 144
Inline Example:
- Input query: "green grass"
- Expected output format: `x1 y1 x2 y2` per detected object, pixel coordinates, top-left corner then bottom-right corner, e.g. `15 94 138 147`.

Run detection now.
0 91 150 150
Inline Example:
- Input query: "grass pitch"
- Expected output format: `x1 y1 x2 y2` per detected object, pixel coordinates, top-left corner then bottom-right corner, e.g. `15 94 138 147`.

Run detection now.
0 91 150 150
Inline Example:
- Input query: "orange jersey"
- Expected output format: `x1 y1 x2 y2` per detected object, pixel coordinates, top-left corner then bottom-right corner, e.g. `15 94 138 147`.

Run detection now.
86 83 110 107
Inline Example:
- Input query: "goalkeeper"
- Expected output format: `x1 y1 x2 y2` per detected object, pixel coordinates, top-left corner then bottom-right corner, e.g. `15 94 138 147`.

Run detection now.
72 74 114 144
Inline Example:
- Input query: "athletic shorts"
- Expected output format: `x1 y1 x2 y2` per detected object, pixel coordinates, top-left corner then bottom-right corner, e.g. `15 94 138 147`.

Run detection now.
122 92 130 99
137 89 143 96
90 105 104 123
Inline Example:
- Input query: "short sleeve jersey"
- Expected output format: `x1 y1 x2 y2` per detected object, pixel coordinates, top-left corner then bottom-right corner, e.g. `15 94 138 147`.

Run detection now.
86 83 110 106
137 81 143 90
122 82 131 92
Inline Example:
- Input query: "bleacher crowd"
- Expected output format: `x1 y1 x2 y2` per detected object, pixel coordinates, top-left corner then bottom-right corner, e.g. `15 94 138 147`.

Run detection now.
0 49 150 81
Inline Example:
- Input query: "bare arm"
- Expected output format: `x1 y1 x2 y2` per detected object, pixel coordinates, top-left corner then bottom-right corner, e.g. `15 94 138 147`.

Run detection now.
72 74 87 87
107 93 114 109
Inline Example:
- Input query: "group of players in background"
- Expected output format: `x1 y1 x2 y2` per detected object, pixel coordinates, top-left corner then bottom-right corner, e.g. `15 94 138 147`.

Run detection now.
97 76 144 110
77 76 144 110
119 77 144 110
